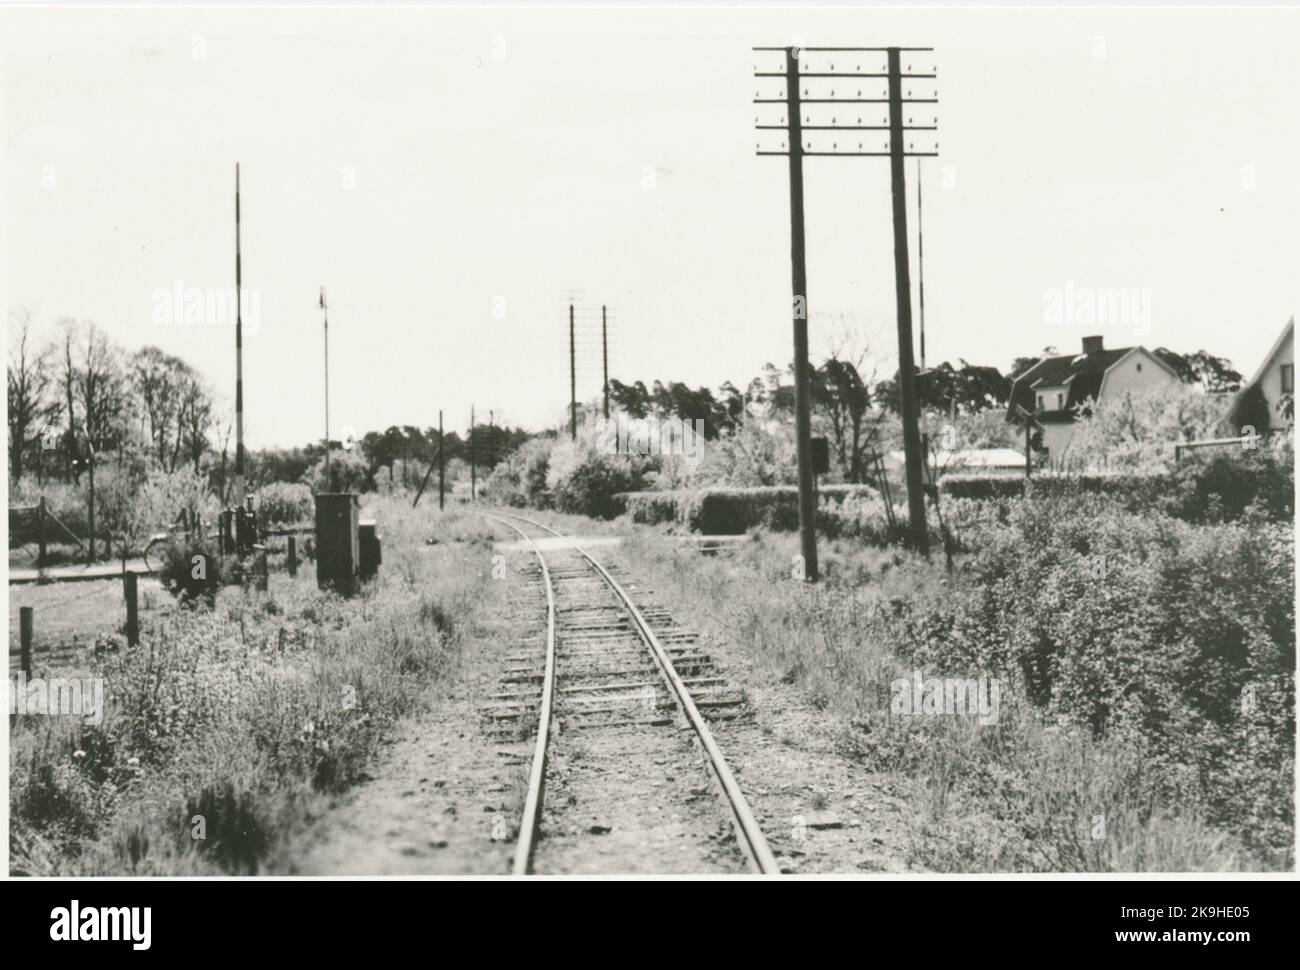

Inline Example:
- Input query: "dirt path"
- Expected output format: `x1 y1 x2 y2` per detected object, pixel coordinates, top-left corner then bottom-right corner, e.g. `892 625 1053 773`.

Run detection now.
281 579 535 876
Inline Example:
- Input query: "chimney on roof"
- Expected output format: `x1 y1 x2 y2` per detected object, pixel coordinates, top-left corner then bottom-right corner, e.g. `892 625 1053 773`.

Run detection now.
1082 335 1104 355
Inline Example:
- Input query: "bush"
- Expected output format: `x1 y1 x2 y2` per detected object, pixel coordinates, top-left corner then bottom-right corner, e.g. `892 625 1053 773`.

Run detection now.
1160 446 1293 524
622 490 682 526
616 484 879 534
939 471 1169 503
304 450 372 494
938 473 1026 501
551 451 646 519
484 437 554 509
158 537 223 607
894 493 1295 856
941 447 1293 527
256 482 314 529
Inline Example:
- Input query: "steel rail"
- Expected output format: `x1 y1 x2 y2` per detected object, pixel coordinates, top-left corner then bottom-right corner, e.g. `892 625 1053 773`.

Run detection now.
475 512 557 875
486 509 781 875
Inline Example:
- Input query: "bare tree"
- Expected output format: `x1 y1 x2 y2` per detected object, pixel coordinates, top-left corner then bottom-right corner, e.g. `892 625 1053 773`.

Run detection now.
131 346 184 468
63 320 127 558
7 309 56 483
176 369 215 474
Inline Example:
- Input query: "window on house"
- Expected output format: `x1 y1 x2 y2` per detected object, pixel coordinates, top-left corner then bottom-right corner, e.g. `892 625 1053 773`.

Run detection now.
1057 392 1064 409
1036 393 1044 410
1136 363 1142 372
1282 364 1294 393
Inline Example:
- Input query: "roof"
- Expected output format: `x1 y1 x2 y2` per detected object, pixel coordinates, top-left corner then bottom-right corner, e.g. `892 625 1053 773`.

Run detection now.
1243 316 1295 390
1006 346 1175 421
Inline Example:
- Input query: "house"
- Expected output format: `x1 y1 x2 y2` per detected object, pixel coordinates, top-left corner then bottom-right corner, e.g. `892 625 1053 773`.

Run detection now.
1005 335 1181 457
1230 316 1294 433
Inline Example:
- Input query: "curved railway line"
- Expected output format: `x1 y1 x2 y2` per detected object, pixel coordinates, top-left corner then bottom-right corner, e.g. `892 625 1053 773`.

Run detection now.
476 510 780 875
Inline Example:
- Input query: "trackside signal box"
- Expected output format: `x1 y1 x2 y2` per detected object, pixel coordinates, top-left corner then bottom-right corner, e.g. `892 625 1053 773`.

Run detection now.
315 493 360 596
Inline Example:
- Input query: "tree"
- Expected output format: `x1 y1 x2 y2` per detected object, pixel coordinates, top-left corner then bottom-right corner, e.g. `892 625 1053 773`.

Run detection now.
1153 348 1243 393
175 369 214 473
131 343 183 465
812 356 874 481
1008 346 1058 381
66 321 128 558
880 360 1009 418
1068 384 1234 471
7 309 55 482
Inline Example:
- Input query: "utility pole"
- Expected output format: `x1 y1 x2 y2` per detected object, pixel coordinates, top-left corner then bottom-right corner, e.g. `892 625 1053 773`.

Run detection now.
234 163 246 507
319 286 330 490
489 409 495 467
917 159 926 373
784 47 818 583
470 405 476 501
754 44 938 564
438 410 445 510
569 303 577 441
602 305 610 419
887 48 930 556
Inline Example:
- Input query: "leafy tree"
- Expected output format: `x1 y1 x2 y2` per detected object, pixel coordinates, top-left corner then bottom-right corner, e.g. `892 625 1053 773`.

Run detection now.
1154 348 1243 393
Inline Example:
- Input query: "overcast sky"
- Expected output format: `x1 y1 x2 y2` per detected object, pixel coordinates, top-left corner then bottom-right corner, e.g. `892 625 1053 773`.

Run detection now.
4 5 1298 447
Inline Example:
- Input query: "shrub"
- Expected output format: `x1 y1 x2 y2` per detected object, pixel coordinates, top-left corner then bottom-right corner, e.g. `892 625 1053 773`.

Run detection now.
158 537 223 607
256 482 314 529
304 449 372 494
1160 446 1293 524
941 447 1293 527
551 451 647 519
484 437 554 508
938 474 1027 501
621 490 682 526
618 484 879 534
894 493 1295 856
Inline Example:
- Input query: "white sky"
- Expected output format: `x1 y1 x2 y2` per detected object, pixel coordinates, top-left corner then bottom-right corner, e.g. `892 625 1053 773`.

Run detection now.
4 5 1298 447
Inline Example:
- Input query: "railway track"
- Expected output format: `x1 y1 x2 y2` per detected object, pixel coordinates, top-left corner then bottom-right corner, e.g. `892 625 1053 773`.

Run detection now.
476 510 779 875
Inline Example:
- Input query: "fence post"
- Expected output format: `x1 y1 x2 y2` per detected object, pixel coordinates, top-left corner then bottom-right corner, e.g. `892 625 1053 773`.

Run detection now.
287 536 298 577
20 607 33 680
37 498 47 568
124 571 139 647
255 549 268 592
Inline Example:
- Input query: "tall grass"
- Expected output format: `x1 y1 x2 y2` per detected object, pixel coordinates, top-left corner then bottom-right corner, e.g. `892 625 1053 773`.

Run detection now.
617 499 1293 872
10 502 501 875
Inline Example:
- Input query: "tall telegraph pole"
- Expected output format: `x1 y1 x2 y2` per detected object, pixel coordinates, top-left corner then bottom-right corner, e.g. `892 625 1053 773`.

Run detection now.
602 305 610 419
887 48 930 555
754 44 938 562
784 47 818 583
569 303 577 440
319 286 330 489
234 163 246 506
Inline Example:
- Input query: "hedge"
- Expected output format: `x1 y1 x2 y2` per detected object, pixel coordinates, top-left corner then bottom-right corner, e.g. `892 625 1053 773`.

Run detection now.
939 471 1167 503
616 484 880 534
939 449 1293 525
